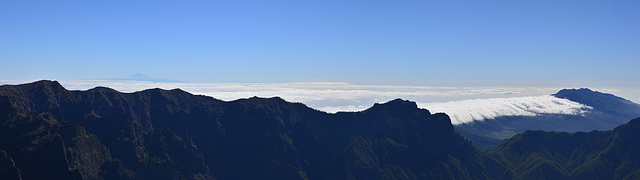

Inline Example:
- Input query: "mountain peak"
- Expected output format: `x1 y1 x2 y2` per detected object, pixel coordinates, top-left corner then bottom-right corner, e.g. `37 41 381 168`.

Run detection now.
139 87 193 97
614 117 640 131
87 86 119 93
25 80 63 87
554 87 635 106
555 88 596 95
8 80 67 94
366 98 430 115
373 98 418 109
554 88 616 98
129 73 149 79
554 88 640 117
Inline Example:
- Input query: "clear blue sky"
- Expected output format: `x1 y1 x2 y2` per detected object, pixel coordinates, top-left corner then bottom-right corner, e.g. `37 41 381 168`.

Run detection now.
1 0 639 85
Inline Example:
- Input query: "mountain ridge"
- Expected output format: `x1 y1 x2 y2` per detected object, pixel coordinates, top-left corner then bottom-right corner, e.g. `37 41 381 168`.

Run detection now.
455 88 640 150
0 80 510 179
3 80 640 179
554 88 640 117
490 117 640 179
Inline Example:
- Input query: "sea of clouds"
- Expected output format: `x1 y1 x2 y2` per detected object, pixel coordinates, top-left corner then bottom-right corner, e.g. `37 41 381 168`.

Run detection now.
420 96 592 125
1 80 631 125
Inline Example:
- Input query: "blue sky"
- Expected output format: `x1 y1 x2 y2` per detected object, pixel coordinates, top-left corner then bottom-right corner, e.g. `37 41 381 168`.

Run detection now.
1 0 639 85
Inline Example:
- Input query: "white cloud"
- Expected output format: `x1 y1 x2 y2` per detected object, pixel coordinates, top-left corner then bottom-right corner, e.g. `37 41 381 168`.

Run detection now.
315 105 371 113
419 95 592 125
5 80 634 124
48 80 563 110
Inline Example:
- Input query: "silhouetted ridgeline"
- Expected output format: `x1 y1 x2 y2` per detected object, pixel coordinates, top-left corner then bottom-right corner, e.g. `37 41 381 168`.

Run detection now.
1 80 640 180
0 80 508 179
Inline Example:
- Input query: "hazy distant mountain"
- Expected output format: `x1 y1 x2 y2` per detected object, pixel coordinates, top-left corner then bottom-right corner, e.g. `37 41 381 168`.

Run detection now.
455 88 640 150
490 117 640 180
0 80 510 179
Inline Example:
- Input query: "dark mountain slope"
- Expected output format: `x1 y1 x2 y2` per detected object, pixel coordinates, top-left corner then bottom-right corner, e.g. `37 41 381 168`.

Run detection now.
0 95 123 179
491 117 640 180
456 88 640 150
554 88 640 120
0 80 511 179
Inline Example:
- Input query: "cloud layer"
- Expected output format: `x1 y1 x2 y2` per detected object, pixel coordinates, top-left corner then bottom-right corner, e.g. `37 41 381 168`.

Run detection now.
42 80 564 112
420 95 592 125
0 80 622 125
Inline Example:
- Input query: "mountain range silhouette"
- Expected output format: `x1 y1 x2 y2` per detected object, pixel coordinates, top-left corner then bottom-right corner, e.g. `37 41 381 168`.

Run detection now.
1 80 639 179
